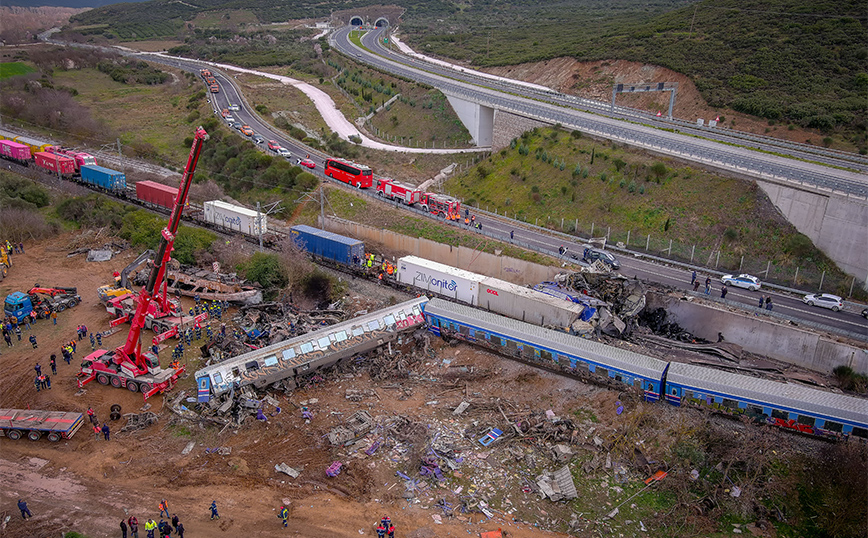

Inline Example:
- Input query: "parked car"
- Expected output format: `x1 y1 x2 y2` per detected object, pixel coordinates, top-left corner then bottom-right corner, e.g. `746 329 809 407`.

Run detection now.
224 115 235 124
297 158 316 169
252 135 265 145
228 103 240 111
221 109 231 118
241 125 254 136
802 293 844 312
267 140 281 151
276 148 292 158
231 122 242 130
721 274 762 291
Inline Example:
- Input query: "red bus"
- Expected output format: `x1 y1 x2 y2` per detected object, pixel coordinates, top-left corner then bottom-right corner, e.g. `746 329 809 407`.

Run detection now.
324 158 373 188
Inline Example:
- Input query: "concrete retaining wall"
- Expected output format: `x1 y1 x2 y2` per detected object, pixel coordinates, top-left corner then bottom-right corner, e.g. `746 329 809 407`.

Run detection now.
757 181 868 282
324 217 560 285
491 109 549 151
646 292 868 375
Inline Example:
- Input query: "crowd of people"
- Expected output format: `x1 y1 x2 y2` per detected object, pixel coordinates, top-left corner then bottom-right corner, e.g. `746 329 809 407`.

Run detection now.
119 501 185 538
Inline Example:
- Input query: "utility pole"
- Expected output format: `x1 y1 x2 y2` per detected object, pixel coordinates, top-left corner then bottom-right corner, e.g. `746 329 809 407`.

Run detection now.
256 200 283 251
117 138 124 173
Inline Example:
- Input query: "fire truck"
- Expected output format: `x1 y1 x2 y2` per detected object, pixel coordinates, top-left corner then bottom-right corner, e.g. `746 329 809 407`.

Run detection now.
78 127 209 399
376 178 422 205
419 192 461 218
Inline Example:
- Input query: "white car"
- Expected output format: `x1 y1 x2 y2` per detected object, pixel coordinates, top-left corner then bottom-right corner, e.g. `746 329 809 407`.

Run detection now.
228 104 240 111
721 273 761 291
276 148 292 158
802 293 844 312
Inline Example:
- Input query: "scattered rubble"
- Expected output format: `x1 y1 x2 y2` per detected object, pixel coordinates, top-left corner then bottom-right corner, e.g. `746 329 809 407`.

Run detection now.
118 411 158 432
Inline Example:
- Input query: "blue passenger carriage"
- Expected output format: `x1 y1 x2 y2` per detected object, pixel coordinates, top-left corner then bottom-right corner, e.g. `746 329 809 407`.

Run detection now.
664 362 868 440
423 298 667 401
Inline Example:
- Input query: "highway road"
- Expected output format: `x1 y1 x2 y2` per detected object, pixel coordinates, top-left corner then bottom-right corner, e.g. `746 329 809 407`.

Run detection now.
331 27 868 198
366 30 868 172
136 48 868 341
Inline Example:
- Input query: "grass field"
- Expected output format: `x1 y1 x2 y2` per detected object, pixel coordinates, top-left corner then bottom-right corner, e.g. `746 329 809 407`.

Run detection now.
50 67 208 165
0 62 36 80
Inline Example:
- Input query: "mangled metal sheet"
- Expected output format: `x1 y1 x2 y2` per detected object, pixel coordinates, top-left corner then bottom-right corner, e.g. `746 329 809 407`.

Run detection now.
87 249 113 262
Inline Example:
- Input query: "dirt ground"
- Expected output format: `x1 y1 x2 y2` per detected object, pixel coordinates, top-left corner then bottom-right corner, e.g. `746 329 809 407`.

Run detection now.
0 233 590 538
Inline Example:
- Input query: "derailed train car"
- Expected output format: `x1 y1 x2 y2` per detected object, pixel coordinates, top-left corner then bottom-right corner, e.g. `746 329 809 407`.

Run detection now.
396 256 587 331
423 298 868 440
195 297 428 402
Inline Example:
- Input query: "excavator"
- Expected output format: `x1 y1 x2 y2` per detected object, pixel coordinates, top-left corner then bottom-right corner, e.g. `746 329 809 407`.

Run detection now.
0 247 9 281
96 249 154 304
78 127 208 399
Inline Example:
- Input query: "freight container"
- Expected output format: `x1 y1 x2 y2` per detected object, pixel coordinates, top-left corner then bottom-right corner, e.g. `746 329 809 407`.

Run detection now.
11 134 52 153
477 277 585 329
136 180 178 210
396 256 483 305
203 200 265 236
0 139 31 164
34 152 75 176
47 146 97 173
0 409 85 442
290 225 364 265
80 164 126 192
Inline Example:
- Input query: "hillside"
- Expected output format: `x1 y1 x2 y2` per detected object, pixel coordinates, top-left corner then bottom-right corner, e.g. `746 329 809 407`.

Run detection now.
4 0 143 8
406 0 867 143
64 0 868 148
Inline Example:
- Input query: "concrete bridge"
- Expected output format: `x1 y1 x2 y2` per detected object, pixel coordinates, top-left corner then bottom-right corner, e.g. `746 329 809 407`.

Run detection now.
445 93 868 284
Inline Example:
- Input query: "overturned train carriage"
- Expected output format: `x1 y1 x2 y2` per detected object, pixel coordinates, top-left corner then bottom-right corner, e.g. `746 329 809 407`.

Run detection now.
423 298 868 441
423 298 668 401
195 297 428 402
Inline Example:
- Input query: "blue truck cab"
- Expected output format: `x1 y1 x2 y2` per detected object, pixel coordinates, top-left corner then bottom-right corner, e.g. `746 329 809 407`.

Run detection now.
3 292 33 322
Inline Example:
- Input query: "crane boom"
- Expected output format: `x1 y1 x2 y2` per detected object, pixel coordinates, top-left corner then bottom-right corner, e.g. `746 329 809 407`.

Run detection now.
120 127 208 370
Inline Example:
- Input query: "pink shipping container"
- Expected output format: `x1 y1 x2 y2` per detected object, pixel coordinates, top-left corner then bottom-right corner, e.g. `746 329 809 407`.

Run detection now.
34 151 75 176
136 180 178 210
0 139 31 163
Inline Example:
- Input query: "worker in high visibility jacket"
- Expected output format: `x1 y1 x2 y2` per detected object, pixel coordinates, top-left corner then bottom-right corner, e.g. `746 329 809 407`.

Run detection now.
144 518 157 538
278 506 289 527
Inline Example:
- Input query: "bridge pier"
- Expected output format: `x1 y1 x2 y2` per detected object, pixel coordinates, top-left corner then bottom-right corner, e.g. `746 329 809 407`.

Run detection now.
444 93 495 147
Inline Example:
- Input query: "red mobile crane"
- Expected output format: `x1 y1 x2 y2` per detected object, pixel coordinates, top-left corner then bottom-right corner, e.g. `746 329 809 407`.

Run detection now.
78 127 209 399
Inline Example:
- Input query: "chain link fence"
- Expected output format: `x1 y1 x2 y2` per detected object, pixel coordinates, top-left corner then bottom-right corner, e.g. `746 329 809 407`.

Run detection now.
470 208 866 300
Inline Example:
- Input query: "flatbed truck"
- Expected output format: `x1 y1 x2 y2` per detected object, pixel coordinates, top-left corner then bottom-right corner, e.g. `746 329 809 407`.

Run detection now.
0 408 85 441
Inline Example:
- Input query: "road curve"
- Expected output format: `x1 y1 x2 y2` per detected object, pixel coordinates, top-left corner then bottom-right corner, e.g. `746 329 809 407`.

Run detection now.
333 27 868 198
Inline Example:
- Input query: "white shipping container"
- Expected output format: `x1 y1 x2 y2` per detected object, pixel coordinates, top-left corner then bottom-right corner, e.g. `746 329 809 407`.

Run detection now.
203 200 266 236
477 277 585 328
396 256 483 305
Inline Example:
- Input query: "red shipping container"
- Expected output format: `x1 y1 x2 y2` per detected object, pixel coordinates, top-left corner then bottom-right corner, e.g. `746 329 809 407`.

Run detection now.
34 151 75 175
0 139 31 162
136 180 179 210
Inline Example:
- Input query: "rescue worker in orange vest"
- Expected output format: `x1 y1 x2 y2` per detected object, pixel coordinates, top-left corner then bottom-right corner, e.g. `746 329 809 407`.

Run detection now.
464 217 470 226
387 263 394 276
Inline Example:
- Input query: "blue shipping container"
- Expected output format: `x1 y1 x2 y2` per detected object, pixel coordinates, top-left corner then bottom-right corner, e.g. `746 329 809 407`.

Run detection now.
80 165 126 192
290 225 364 266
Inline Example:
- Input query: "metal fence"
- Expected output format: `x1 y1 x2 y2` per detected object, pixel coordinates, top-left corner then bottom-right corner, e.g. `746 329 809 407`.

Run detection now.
467 206 866 300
